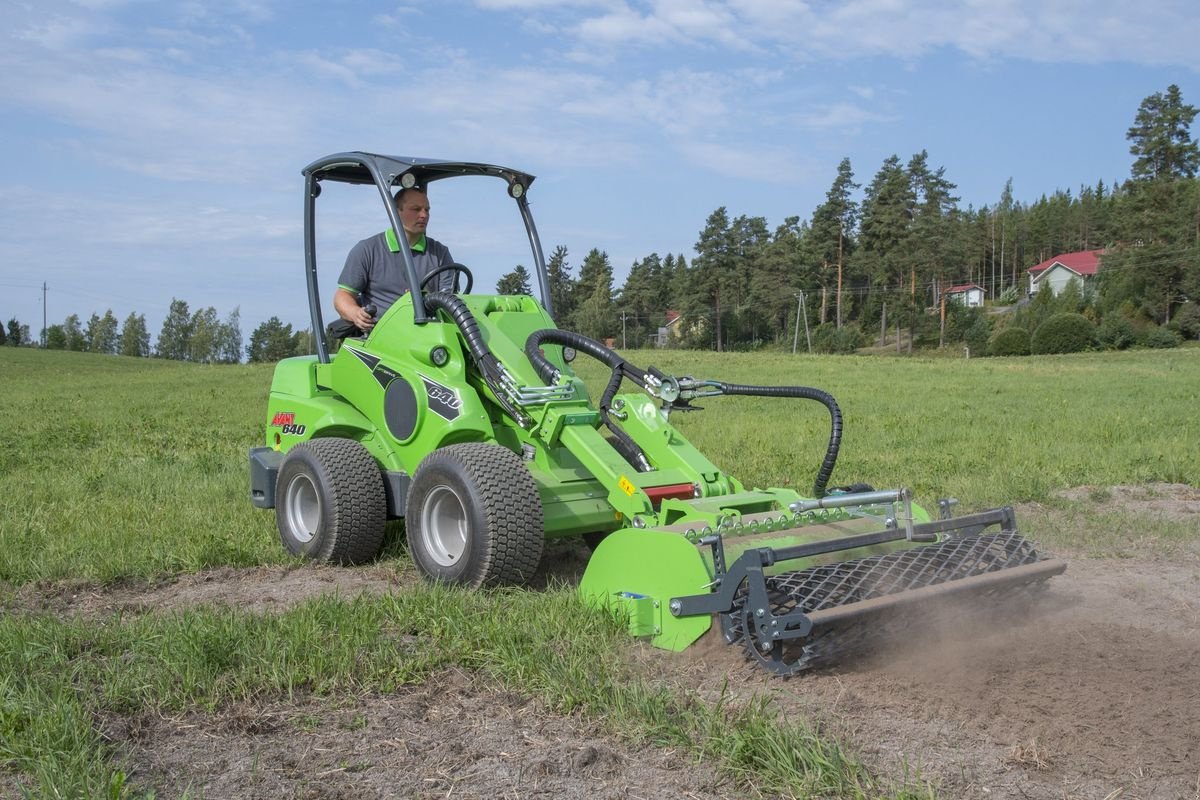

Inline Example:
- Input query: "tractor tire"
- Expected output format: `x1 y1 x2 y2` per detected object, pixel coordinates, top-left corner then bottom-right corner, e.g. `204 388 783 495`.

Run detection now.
275 438 387 565
406 442 544 588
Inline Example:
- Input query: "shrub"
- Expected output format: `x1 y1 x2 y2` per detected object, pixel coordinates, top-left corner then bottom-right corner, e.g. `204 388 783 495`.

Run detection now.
812 323 865 354
964 316 992 356
1142 326 1181 349
988 326 1031 357
1172 303 1200 339
1096 315 1137 350
1032 313 1095 355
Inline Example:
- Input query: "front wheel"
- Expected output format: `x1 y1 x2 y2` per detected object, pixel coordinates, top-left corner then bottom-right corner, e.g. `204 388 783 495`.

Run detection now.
406 443 544 587
275 438 387 564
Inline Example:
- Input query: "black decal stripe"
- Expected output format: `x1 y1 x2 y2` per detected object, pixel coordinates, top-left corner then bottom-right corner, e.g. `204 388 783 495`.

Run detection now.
343 346 381 371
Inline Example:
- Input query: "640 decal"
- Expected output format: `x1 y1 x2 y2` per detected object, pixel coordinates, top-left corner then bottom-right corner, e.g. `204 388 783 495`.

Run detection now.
270 411 307 436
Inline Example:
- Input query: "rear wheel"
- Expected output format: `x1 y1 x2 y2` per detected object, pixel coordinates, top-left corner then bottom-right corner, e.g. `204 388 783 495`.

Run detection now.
406 443 544 587
275 438 387 564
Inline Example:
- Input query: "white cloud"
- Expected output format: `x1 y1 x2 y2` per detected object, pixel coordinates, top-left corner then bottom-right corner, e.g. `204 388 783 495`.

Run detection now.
488 0 1200 69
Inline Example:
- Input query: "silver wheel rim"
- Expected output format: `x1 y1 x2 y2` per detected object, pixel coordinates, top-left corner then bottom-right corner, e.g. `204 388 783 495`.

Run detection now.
283 473 320 545
420 484 469 567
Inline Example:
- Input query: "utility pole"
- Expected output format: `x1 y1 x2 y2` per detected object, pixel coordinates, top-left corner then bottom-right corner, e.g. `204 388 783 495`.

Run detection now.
620 311 627 349
792 293 802 354
42 281 47 347
835 221 844 329
801 292 812 353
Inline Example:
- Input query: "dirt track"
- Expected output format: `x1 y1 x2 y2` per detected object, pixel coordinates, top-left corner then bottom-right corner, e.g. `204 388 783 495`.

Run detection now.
12 486 1200 800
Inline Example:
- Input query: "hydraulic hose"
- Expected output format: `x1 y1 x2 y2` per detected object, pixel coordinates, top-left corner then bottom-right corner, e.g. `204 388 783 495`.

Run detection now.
524 328 650 467
525 329 648 388
424 292 524 422
716 382 843 498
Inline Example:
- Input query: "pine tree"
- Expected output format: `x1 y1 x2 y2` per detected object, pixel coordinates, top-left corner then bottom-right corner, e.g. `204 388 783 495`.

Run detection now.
809 158 860 327
569 249 616 340
1127 85 1200 182
246 317 298 363
496 264 533 295
545 245 576 324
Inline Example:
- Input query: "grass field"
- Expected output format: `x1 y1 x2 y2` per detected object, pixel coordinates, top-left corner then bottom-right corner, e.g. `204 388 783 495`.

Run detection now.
1 346 1197 798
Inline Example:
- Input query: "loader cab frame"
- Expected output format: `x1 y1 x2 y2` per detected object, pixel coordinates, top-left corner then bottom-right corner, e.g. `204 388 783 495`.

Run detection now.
301 152 552 363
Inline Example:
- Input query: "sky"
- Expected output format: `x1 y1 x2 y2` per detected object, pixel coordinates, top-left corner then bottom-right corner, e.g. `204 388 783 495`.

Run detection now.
2 0 1199 346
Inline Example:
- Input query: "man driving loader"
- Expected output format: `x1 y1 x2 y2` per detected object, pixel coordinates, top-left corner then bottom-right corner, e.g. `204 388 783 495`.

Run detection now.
333 184 455 332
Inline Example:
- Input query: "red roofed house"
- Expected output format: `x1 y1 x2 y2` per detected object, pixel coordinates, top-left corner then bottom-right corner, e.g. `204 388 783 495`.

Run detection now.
1027 249 1104 296
944 283 984 308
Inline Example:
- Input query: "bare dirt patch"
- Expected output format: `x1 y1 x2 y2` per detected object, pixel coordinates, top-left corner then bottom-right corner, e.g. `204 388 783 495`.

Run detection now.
12 487 1200 799
105 669 736 800
1052 482 1200 525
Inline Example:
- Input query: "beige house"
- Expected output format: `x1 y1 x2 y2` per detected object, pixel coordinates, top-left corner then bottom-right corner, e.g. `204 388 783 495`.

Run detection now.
1028 249 1103 295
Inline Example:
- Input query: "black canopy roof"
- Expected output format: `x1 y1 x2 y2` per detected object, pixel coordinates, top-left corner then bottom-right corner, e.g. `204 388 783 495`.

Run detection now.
302 152 535 191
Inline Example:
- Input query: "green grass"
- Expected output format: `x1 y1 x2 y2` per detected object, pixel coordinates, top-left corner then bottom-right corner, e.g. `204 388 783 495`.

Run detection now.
1 586 929 799
582 349 1200 547
0 349 281 585
2 345 1198 798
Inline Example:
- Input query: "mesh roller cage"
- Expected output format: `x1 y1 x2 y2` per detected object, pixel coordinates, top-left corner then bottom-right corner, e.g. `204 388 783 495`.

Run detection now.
722 531 1066 674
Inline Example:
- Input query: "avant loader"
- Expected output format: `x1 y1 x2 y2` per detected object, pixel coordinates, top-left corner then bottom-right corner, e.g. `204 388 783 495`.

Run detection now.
249 153 1065 675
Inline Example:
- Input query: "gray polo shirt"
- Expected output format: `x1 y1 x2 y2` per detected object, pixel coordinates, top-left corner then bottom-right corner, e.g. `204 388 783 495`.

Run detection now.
337 229 455 318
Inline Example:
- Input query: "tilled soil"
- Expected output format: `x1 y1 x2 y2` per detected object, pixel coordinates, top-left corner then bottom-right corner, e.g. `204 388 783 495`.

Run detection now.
8 484 1200 799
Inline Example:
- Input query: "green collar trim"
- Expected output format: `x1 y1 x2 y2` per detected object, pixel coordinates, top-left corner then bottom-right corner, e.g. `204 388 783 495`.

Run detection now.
385 229 426 253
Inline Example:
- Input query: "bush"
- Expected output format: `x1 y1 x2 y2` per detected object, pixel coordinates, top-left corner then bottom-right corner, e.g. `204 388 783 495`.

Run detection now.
1096 315 1137 350
1032 313 1095 355
964 315 992 356
988 326 1031 357
1142 326 1181 349
1172 303 1200 339
812 323 865 354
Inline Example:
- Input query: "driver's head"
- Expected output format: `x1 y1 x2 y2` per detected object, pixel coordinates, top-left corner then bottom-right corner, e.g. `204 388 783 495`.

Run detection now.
394 187 431 243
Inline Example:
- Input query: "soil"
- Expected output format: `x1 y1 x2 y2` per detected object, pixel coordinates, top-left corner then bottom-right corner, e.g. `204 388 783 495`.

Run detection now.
8 484 1200 800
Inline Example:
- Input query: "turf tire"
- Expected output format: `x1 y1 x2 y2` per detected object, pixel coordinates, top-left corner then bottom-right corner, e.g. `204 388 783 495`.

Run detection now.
275 438 387 564
406 442 544 587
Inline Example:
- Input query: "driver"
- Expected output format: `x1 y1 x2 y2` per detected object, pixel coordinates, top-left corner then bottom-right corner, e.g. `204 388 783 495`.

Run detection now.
334 184 455 332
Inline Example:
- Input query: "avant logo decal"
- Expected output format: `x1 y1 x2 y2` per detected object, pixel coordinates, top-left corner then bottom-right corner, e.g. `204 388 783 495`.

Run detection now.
422 377 462 421
270 411 306 436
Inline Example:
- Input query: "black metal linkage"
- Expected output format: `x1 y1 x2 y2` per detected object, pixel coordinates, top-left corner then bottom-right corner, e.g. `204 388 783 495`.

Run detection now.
670 507 1016 619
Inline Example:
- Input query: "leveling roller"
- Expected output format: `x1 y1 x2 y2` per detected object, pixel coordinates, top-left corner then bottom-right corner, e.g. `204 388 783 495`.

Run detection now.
249 153 1066 675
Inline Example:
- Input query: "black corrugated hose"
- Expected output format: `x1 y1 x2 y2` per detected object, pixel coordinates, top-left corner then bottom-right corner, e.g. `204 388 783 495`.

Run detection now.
713 382 843 498
424 292 525 422
524 330 843 493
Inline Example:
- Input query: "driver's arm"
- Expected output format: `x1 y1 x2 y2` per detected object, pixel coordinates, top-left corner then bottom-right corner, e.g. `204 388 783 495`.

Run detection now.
334 288 375 330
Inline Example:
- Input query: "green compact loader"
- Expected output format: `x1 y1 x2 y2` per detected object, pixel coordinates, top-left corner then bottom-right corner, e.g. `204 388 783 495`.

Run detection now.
249 153 1065 675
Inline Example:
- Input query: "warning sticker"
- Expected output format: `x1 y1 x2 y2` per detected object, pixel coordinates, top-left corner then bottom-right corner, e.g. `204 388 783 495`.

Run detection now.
618 475 636 496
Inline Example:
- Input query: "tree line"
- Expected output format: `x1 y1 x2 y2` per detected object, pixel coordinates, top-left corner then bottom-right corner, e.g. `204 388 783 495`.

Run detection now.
4 299 314 363
7 86 1197 360
498 84 1200 352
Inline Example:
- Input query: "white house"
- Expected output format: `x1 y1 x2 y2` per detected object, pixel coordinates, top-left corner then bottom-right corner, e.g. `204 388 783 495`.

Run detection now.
944 283 985 308
1028 249 1103 295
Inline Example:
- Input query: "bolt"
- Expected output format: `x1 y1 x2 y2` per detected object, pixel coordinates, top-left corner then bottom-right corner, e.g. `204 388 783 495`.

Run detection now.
755 608 765 617
669 600 681 615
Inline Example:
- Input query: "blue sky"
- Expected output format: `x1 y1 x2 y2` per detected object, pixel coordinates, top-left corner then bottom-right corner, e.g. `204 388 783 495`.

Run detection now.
2 0 1198 344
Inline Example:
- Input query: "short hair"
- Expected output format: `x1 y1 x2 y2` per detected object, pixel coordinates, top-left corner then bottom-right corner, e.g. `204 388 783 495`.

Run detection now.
394 186 428 207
